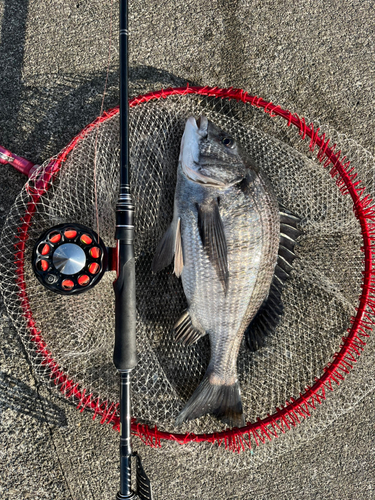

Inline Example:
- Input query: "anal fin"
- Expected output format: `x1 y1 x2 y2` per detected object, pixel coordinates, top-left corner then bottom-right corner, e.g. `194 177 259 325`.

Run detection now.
174 310 206 346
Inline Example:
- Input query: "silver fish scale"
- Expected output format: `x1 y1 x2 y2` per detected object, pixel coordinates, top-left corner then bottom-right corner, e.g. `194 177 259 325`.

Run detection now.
177 166 279 385
237 171 280 336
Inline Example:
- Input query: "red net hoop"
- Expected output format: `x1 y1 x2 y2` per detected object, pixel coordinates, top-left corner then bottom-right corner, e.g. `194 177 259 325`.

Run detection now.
2 86 374 452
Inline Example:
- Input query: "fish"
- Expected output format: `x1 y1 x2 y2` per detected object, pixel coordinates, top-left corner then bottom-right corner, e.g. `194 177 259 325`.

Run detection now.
152 115 284 428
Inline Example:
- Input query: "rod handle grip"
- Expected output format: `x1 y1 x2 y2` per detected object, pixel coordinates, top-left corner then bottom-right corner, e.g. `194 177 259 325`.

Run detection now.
113 243 137 370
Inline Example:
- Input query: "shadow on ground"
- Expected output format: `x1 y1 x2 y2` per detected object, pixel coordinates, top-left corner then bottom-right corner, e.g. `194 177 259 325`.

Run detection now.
0 371 68 427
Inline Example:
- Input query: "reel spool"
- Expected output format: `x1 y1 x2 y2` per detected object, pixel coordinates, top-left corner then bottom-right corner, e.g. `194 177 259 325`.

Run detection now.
32 223 108 295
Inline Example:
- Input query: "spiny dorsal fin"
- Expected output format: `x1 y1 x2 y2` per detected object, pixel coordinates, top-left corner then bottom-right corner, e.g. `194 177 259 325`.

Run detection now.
196 198 229 294
245 205 303 352
174 310 206 346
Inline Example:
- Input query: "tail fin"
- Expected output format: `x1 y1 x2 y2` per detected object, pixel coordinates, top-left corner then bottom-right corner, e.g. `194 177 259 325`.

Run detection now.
175 374 245 428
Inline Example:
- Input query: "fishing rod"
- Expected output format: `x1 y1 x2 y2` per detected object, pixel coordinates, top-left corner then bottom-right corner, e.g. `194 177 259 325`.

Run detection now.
30 0 153 498
114 0 152 498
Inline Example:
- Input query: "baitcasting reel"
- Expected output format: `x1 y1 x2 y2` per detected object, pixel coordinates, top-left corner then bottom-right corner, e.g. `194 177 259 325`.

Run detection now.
32 222 109 295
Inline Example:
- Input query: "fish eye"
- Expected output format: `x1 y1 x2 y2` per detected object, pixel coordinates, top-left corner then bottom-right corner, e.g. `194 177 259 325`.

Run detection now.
221 136 235 148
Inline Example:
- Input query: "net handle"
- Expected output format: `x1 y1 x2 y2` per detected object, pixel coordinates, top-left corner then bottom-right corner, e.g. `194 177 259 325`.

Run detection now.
0 145 37 177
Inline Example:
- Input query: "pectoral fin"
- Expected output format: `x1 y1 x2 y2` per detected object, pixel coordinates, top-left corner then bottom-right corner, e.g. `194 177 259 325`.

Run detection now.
152 218 184 275
197 198 229 293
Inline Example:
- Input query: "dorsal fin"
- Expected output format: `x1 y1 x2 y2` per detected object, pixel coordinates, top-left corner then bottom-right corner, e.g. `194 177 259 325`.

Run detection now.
245 206 303 352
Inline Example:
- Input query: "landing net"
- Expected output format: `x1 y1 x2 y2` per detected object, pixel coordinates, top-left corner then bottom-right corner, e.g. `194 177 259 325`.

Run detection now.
1 87 374 460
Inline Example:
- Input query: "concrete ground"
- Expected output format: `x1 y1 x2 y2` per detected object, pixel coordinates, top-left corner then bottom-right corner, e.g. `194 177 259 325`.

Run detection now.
1 1 374 499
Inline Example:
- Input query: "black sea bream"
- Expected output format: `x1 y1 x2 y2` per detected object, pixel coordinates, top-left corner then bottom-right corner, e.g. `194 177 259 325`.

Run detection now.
152 116 280 427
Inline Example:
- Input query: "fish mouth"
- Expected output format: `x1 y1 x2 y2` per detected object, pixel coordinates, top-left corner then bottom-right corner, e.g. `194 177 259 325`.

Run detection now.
180 116 227 187
196 115 208 134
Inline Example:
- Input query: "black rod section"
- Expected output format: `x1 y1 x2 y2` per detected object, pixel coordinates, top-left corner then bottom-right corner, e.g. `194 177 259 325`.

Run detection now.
114 0 137 377
114 0 137 498
119 0 129 189
117 371 133 499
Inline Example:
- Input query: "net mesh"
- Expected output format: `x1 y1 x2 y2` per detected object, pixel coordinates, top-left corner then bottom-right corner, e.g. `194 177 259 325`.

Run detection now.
1 89 374 462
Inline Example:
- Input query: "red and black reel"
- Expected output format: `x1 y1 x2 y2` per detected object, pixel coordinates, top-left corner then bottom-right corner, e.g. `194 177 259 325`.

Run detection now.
32 223 108 295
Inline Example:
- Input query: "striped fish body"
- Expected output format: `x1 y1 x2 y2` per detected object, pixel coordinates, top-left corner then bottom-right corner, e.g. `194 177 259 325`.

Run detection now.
153 116 280 427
